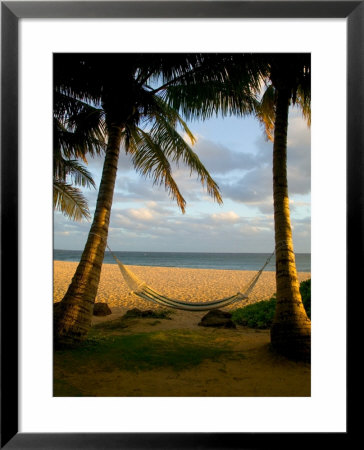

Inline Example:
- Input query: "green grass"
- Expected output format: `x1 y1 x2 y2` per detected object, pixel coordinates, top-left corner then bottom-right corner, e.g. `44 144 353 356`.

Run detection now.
92 308 173 332
232 279 311 329
122 308 173 320
300 279 311 318
147 320 162 326
53 378 85 397
54 328 247 396
232 297 277 329
93 316 131 331
54 329 242 375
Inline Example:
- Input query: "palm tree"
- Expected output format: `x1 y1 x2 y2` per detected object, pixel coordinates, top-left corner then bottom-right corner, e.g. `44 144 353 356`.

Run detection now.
53 92 106 221
265 54 311 360
166 53 311 360
53 54 223 347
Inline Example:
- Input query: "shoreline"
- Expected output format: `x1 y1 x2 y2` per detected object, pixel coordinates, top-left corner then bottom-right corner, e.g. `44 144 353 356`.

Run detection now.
53 259 310 272
53 253 310 273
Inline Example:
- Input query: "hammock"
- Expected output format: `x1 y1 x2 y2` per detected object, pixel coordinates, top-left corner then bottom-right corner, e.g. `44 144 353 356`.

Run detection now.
104 240 275 311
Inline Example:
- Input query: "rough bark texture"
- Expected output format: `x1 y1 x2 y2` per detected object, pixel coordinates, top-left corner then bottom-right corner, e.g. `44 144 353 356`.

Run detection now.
54 125 123 347
270 88 311 361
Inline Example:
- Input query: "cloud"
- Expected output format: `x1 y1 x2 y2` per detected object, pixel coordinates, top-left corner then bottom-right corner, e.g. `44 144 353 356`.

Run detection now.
54 231 71 236
211 211 240 223
109 133 266 210
107 212 272 252
54 199 309 253
111 202 175 230
219 165 272 206
84 112 310 213
128 208 155 221
215 112 310 212
85 149 135 174
55 108 310 253
191 137 260 174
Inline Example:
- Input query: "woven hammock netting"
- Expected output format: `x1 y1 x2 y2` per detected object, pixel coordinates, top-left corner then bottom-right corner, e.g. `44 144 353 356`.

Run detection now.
110 248 274 312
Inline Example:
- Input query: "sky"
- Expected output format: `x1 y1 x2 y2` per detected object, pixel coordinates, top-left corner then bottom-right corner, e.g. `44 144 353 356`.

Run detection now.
54 106 311 253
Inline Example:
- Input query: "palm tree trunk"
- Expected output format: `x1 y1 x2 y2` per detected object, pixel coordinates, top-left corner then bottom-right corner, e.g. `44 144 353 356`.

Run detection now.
270 88 311 360
54 125 123 347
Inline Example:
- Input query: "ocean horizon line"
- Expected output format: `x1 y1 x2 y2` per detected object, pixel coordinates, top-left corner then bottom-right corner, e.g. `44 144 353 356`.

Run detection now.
54 249 311 255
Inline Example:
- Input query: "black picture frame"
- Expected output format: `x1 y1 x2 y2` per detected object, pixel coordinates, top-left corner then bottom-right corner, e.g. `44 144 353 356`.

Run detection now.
1 1 359 448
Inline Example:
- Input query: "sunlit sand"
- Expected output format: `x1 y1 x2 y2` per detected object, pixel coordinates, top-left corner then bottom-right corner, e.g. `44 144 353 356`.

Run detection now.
54 261 311 397
54 261 310 312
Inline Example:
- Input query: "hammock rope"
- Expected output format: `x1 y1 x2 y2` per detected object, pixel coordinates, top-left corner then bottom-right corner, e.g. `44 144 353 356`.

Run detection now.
88 232 276 311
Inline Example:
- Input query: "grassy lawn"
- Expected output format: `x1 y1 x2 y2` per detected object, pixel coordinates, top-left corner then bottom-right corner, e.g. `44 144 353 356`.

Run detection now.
54 323 246 396
53 285 311 397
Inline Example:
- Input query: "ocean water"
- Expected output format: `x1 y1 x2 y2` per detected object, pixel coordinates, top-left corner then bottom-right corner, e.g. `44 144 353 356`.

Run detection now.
54 250 311 272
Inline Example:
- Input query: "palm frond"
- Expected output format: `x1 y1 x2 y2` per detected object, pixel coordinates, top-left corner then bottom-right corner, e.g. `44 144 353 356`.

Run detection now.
126 118 222 212
54 119 106 161
54 91 106 161
54 157 96 189
159 54 267 121
146 95 196 144
128 127 187 213
164 79 260 121
54 91 102 121
255 84 276 141
295 86 311 127
152 118 222 204
53 180 91 221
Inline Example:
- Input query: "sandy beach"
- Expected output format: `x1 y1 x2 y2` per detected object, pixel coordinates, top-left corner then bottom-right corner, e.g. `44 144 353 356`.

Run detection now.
54 261 310 313
54 261 311 397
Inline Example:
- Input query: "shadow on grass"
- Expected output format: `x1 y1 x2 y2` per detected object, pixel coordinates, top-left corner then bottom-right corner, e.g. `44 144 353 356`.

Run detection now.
92 308 174 332
54 328 245 376
53 378 85 397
